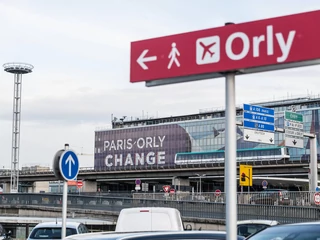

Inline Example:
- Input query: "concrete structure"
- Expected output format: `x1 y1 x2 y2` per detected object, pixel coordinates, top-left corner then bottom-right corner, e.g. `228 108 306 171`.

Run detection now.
0 162 314 193
3 62 34 193
22 165 50 173
96 95 320 191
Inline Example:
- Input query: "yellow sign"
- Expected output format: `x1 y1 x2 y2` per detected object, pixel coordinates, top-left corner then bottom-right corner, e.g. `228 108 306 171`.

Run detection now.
239 165 252 186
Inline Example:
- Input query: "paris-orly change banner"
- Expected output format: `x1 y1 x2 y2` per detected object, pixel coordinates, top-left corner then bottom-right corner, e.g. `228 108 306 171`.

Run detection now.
94 124 191 170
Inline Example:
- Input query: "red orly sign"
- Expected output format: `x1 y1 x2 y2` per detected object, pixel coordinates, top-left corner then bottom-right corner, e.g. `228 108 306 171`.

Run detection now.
130 10 320 84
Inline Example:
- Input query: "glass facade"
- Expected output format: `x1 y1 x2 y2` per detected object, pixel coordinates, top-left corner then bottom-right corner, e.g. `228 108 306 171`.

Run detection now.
95 100 320 171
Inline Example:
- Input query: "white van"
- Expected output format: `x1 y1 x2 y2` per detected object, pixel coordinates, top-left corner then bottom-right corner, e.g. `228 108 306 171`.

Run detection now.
115 207 185 232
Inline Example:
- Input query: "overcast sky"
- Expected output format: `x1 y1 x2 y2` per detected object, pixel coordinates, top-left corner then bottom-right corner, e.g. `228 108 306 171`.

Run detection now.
0 0 319 168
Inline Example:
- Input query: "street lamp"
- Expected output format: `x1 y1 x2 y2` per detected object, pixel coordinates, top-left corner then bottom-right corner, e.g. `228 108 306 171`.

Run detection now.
195 174 206 196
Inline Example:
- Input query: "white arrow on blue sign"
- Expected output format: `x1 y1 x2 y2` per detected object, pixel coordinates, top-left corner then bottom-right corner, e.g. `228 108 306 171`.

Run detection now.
59 150 79 181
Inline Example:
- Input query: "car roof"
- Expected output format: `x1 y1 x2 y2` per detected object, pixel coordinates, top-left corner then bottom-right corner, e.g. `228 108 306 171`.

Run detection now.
64 230 239 240
33 221 82 228
237 220 280 226
283 221 320 226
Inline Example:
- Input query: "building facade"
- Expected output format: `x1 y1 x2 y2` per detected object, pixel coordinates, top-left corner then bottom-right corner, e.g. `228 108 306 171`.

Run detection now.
95 96 320 172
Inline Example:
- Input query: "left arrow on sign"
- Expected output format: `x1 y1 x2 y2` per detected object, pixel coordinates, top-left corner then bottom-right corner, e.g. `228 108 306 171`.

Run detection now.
66 155 75 177
137 50 157 70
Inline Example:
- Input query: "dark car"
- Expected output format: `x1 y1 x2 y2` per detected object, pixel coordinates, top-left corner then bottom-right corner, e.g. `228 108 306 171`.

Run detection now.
65 231 245 240
237 220 280 237
249 189 290 205
247 221 320 239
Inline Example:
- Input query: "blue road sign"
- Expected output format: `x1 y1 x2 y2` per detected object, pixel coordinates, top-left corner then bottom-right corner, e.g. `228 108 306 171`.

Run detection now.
262 180 268 187
243 104 275 132
243 120 275 131
135 179 141 185
243 112 274 123
243 104 274 116
59 150 79 181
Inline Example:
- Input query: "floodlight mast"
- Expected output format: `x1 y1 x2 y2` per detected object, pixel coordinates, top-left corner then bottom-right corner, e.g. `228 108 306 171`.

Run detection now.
3 62 33 193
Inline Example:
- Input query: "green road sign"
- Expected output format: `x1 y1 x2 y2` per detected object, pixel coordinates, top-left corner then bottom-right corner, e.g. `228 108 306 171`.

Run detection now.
285 111 303 122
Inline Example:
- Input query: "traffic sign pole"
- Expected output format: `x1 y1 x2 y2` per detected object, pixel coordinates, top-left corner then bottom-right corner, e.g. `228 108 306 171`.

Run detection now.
61 144 69 240
310 137 318 193
53 144 80 239
225 72 237 240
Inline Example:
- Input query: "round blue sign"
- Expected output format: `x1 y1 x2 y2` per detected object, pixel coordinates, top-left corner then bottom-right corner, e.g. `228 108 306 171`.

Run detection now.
262 180 268 187
59 150 79 181
135 179 141 185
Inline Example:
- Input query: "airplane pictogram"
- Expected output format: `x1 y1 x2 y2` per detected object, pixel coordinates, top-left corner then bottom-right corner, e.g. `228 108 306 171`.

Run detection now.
199 41 216 60
196 36 220 65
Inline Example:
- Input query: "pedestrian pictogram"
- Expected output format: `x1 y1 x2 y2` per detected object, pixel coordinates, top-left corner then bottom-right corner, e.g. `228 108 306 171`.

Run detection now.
168 43 180 69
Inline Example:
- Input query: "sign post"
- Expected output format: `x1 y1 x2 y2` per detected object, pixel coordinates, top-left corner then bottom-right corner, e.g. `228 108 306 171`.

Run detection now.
130 10 320 240
135 179 141 191
225 72 237 240
53 144 79 239
284 111 304 148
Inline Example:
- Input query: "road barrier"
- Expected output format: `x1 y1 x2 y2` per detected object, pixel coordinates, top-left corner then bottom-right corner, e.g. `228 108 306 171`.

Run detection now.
0 192 319 224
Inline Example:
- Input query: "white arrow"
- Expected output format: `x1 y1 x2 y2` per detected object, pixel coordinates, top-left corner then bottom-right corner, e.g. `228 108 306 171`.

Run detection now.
137 49 157 70
65 155 75 177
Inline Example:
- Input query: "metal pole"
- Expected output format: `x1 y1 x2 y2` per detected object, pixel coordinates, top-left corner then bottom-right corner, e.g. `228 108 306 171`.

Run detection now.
62 144 69 239
199 176 202 196
61 180 68 238
248 169 250 193
225 72 237 240
310 136 318 191
10 73 22 193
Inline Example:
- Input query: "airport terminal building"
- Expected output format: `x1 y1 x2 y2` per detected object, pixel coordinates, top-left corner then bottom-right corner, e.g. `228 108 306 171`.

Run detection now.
94 96 320 191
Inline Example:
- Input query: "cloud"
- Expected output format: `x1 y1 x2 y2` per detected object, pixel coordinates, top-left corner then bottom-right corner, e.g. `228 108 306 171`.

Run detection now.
1 0 320 170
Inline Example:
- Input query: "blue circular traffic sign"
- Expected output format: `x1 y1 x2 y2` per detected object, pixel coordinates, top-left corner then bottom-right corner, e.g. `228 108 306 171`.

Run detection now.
135 179 141 185
59 150 79 181
262 180 268 187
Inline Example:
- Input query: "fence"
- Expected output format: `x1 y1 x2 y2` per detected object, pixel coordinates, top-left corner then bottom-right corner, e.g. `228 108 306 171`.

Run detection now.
1 192 320 224
132 191 317 206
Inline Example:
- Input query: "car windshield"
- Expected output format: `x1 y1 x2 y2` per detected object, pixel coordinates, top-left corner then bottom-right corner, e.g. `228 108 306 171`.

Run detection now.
248 224 320 240
29 227 77 239
238 224 269 237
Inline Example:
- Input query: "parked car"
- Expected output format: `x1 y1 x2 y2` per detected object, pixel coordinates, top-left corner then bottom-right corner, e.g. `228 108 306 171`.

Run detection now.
27 221 88 240
237 219 280 237
249 189 290 205
65 230 245 240
247 221 320 239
